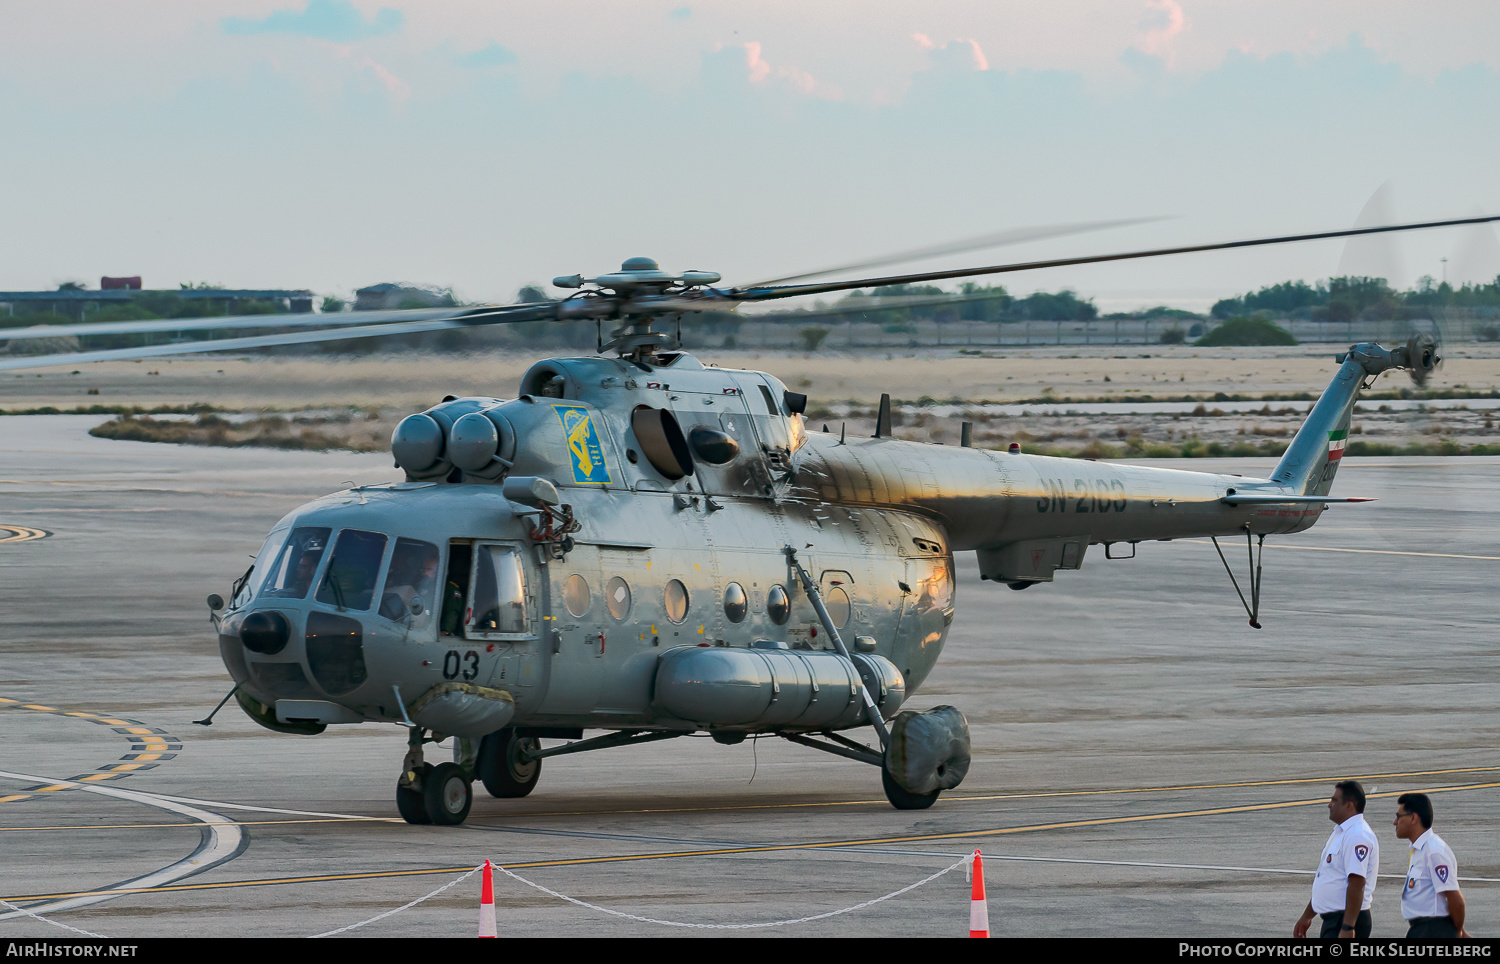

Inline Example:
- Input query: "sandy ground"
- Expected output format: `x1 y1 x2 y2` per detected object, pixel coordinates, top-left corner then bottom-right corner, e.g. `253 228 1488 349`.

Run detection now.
5 344 1500 416
12 344 1499 455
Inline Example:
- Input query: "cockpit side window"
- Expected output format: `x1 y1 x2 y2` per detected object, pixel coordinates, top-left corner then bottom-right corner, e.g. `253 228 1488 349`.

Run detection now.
260 526 332 599
316 529 389 611
234 528 286 608
468 544 529 636
377 538 440 629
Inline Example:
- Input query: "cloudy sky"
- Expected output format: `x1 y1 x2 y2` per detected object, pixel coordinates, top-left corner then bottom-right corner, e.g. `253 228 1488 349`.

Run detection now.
3 1 1498 311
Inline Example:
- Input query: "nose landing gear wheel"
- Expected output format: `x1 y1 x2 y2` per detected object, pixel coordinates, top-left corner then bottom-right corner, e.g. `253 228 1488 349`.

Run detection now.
881 766 940 811
478 728 542 798
396 763 432 825
423 762 473 825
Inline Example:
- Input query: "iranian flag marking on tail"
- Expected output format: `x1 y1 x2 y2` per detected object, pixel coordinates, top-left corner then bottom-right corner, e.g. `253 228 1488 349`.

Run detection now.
1328 429 1348 461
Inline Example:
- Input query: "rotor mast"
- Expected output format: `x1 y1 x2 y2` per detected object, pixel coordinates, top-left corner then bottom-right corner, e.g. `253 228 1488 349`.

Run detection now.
553 257 722 364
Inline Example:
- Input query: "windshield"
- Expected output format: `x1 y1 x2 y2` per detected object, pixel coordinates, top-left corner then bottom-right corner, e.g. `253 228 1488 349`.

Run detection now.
259 527 332 599
233 528 285 608
316 529 388 611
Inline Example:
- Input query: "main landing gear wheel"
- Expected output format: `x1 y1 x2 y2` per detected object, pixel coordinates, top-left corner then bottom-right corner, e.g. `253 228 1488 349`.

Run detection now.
478 728 542 798
396 763 432 825
881 766 940 811
423 762 473 825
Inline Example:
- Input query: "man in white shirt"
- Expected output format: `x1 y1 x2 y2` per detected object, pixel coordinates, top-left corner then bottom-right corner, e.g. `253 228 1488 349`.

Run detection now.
1395 792 1470 939
1294 780 1380 938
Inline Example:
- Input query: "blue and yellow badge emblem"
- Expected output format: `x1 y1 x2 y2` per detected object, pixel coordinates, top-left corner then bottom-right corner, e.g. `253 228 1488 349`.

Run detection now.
555 405 612 484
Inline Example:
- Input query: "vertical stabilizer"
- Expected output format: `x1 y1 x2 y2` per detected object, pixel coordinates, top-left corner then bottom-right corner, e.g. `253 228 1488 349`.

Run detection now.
1271 357 1365 496
1271 338 1436 495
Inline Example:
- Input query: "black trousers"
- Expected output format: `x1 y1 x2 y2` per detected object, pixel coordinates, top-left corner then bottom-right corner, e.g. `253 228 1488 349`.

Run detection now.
1320 910 1373 938
1406 916 1459 939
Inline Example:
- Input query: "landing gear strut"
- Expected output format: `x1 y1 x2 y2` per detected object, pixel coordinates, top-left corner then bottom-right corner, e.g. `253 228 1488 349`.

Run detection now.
783 547 967 810
395 726 474 826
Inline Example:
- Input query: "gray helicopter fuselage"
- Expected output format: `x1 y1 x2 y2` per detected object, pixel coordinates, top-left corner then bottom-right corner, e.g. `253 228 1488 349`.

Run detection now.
217 349 1355 739
220 450 952 735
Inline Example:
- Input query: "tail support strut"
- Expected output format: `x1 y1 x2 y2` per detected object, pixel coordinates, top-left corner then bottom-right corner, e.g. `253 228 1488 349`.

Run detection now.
1213 529 1266 629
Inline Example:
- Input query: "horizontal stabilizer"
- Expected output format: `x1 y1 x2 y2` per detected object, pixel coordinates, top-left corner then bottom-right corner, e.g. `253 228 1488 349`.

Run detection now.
1220 495 1375 505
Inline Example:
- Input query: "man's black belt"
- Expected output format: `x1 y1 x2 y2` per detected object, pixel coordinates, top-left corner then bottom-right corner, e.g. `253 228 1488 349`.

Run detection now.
1406 915 1453 925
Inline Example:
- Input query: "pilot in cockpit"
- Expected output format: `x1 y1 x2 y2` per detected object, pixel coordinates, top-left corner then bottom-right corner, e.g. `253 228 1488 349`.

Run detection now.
379 544 440 622
287 549 322 597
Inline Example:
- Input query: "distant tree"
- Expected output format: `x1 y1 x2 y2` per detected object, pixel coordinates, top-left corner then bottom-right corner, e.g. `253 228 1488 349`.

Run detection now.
179 281 225 290
320 295 347 313
516 285 552 304
56 281 87 291
1014 289 1096 321
957 282 1010 321
1211 297 1245 319
1139 306 1203 321
1327 276 1392 317
1243 280 1323 313
1159 327 1186 344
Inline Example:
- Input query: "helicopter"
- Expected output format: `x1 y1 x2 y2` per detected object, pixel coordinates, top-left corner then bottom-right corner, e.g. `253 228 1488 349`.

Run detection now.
0 214 1489 825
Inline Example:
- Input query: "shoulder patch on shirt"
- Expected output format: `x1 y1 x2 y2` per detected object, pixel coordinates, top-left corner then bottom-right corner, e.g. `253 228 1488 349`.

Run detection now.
1435 865 1449 883
1355 844 1369 861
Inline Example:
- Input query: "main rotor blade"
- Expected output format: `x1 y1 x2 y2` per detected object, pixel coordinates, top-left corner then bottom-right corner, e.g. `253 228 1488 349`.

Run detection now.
0 303 546 342
0 304 558 372
730 214 1500 303
730 287 1015 324
743 216 1167 288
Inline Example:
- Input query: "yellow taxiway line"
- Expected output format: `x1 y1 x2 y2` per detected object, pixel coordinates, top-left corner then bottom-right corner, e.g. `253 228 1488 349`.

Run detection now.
0 525 49 544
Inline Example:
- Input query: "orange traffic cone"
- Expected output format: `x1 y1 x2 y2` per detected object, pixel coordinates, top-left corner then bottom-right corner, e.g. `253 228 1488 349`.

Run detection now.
479 859 497 938
968 849 989 938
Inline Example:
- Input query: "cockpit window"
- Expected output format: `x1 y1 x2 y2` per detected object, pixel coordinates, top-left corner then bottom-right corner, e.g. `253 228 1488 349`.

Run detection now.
316 529 388 611
259 527 332 599
234 528 286 608
378 538 440 627
469 544 528 635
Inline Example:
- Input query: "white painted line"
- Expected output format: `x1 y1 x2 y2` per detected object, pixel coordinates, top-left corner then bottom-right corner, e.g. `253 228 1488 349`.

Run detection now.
139 791 390 821
865 848 1500 883
0 769 244 922
1182 539 1500 562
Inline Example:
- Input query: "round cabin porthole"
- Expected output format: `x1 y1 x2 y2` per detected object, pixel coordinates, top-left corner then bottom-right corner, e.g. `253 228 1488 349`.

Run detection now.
605 576 631 621
767 585 790 626
665 579 690 624
824 586 851 628
563 573 591 618
723 582 747 623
